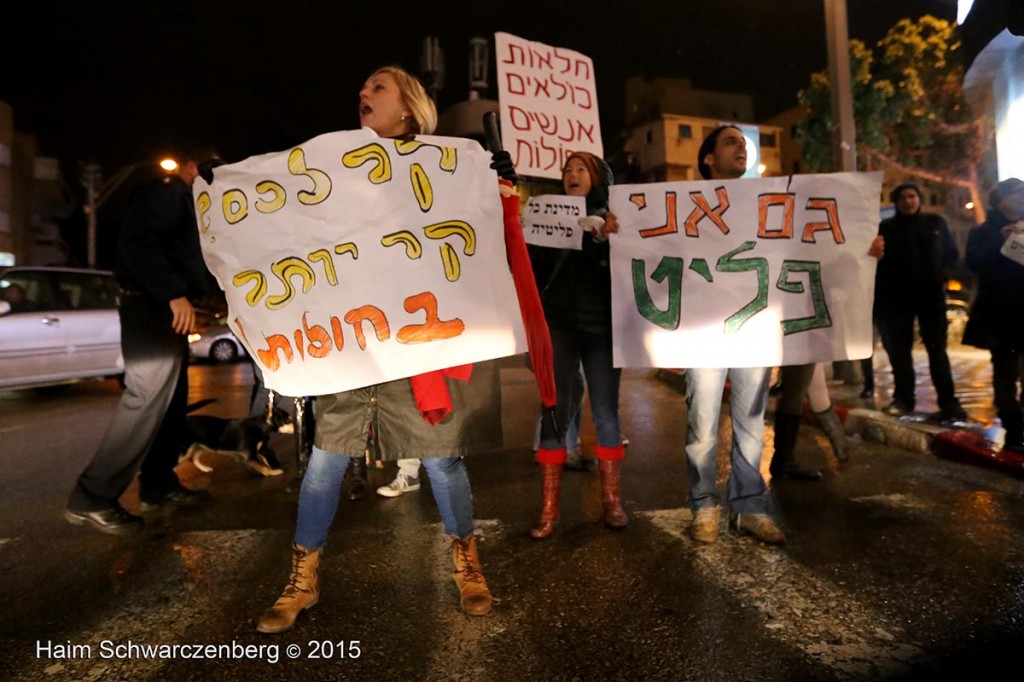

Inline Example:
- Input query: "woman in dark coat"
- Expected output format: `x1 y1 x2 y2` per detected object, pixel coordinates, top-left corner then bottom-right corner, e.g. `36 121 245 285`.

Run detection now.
529 151 628 538
964 178 1024 453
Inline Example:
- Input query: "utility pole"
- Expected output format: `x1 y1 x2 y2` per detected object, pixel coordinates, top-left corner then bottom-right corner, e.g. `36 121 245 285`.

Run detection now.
79 159 177 269
824 0 857 172
824 0 859 384
81 163 102 270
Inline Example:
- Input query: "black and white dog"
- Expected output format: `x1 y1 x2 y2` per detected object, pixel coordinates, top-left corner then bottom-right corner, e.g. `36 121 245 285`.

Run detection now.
181 406 292 477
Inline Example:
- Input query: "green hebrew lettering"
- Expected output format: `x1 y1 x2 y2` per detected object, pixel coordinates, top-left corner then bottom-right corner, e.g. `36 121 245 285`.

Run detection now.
717 241 768 334
777 260 832 334
631 257 683 330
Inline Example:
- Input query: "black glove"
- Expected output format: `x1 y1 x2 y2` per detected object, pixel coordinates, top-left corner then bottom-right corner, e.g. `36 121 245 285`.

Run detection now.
197 158 225 184
539 405 560 444
489 150 518 186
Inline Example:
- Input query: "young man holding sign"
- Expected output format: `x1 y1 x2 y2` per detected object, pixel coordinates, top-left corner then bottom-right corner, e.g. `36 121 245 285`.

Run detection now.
683 126 784 545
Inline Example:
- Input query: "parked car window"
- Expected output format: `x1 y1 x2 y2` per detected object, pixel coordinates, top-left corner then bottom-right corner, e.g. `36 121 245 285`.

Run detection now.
0 271 54 313
57 272 120 311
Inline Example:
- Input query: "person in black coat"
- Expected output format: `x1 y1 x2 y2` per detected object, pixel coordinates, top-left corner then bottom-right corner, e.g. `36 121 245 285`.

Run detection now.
65 146 221 534
874 183 966 420
963 177 1024 453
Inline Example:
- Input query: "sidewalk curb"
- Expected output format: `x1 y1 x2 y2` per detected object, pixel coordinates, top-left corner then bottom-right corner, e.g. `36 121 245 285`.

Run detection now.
651 370 1024 479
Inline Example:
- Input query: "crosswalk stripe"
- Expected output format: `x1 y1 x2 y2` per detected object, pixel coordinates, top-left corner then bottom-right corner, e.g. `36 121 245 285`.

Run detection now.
642 508 926 678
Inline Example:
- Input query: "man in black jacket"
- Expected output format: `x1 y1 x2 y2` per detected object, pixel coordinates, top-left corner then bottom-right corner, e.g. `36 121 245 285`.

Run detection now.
65 146 220 534
964 177 1024 453
874 183 966 420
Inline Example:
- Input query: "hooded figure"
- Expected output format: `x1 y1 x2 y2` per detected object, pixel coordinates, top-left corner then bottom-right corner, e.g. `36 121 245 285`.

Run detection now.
963 177 1024 452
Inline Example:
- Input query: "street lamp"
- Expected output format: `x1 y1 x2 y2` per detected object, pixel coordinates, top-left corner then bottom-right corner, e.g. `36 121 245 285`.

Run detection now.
80 157 178 269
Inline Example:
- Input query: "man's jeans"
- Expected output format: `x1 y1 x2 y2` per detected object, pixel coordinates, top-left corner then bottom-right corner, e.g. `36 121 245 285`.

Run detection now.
295 447 475 548
684 366 771 514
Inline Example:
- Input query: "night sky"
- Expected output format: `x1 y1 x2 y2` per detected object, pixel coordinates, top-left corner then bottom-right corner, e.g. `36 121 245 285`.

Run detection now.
4 0 957 171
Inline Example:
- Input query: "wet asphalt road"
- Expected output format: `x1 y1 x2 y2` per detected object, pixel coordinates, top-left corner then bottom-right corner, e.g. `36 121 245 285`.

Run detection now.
1 351 1023 681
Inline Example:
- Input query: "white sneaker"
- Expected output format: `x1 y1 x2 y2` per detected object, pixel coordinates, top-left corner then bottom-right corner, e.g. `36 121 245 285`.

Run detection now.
376 474 421 498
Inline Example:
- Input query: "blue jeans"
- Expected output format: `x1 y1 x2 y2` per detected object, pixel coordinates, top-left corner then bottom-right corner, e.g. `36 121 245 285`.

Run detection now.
684 366 770 514
294 446 475 548
539 329 621 450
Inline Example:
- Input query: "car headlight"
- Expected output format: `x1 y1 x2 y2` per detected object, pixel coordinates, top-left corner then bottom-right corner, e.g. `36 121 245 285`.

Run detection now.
187 333 201 343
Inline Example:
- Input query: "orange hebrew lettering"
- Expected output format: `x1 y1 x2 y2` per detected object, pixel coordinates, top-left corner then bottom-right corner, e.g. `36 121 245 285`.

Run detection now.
397 292 465 344
802 198 845 243
330 315 345 351
757 193 795 239
684 187 730 237
256 334 294 372
639 192 677 238
302 312 332 358
343 305 391 350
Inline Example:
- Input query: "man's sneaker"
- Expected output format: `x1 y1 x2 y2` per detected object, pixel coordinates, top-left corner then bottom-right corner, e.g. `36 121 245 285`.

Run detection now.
376 474 421 498
730 513 786 545
64 505 143 535
883 400 913 417
689 506 721 544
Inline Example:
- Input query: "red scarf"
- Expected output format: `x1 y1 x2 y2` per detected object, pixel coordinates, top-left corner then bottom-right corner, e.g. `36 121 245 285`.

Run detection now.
409 179 556 424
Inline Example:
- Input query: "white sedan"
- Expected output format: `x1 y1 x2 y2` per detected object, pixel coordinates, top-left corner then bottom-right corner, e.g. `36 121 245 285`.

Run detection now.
188 316 247 363
0 266 124 391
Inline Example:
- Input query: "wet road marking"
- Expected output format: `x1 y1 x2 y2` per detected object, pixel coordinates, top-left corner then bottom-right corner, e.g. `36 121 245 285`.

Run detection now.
643 508 926 679
850 493 930 512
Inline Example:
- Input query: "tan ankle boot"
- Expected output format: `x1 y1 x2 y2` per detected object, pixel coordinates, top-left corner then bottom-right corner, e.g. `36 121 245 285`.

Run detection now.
257 544 322 634
596 449 628 530
530 462 563 539
451 535 492 616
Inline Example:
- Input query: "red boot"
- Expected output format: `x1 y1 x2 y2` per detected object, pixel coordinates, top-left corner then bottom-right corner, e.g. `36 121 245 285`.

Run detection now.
531 448 565 539
596 444 628 530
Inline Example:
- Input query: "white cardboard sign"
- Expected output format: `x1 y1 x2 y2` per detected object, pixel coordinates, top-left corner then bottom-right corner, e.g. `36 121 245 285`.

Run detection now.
194 129 528 396
609 172 883 368
495 32 602 180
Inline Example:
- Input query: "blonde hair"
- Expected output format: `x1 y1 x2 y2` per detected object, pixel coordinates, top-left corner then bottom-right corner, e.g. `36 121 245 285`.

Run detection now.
369 66 437 135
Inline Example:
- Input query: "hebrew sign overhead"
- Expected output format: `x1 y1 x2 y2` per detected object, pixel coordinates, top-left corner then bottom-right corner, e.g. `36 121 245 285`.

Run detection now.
495 32 603 180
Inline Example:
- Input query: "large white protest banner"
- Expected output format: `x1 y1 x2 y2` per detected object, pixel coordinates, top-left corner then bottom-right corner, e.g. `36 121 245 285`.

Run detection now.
195 129 527 396
609 172 883 368
522 194 586 250
495 32 602 180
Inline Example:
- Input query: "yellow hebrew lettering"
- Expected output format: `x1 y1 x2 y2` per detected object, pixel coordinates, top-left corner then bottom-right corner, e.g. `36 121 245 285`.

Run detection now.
423 221 476 255
342 143 392 184
255 180 287 214
195 192 212 233
307 249 338 286
287 148 332 205
409 163 433 212
266 257 315 310
381 231 423 259
334 242 359 260
232 270 267 307
222 189 248 225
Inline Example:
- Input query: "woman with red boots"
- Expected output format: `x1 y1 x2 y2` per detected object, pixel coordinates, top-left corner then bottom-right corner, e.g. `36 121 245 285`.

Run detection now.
528 151 628 538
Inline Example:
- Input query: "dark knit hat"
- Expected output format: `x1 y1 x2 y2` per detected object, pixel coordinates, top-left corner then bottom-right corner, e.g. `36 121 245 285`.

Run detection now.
990 177 1024 208
889 183 923 204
